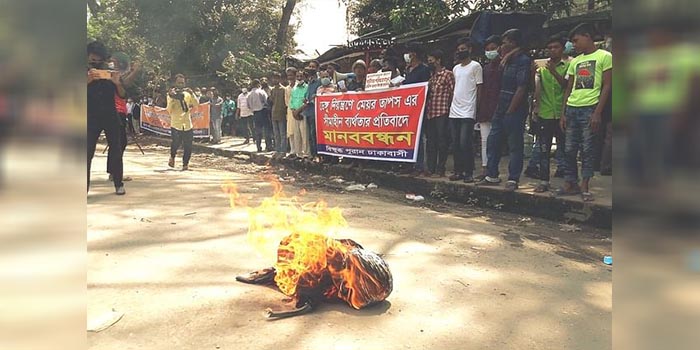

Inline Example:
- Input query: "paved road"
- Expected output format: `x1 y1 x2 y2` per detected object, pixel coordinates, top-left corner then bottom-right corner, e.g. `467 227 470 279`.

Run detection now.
88 143 611 350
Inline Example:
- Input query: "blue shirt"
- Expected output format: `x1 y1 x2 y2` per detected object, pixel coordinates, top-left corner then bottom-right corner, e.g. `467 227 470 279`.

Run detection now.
304 77 322 117
496 52 531 114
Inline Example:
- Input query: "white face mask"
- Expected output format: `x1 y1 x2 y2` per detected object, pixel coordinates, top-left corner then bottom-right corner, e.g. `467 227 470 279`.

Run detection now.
485 50 499 60
403 53 411 64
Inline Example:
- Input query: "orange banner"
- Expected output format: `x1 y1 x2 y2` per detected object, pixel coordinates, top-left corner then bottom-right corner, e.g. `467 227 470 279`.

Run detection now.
140 103 210 137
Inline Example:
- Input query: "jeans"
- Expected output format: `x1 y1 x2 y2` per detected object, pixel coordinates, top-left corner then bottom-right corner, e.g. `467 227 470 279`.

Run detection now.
415 127 426 171
450 118 476 177
170 128 193 166
305 111 317 156
528 132 565 171
253 110 272 151
88 120 123 190
535 119 565 182
211 117 222 143
564 105 597 183
272 119 288 153
425 115 449 174
239 116 254 140
107 113 128 175
486 110 527 182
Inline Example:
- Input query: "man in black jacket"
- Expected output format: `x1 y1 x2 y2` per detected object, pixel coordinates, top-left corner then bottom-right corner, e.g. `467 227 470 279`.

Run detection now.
87 41 126 195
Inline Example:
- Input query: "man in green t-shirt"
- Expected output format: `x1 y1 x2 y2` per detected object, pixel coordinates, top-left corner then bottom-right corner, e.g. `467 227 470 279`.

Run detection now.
557 23 612 201
531 34 570 193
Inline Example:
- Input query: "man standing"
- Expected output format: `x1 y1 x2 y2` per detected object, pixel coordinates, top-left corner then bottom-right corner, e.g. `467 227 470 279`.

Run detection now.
478 29 532 191
269 72 288 156
345 60 368 91
247 79 272 152
289 68 308 159
302 61 322 161
209 87 224 144
87 41 126 195
402 42 432 175
531 35 569 193
448 42 483 183
236 87 253 144
222 93 236 136
166 74 200 170
425 50 455 178
557 23 612 201
476 35 503 180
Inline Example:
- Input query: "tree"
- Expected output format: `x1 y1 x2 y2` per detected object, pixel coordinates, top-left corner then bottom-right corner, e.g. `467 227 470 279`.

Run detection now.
276 0 298 54
87 0 298 93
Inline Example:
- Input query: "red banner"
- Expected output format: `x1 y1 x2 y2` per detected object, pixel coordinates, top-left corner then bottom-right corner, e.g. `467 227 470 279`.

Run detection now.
315 82 428 162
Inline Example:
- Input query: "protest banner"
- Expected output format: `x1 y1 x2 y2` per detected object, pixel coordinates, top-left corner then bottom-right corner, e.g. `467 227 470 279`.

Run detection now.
364 71 392 91
140 102 210 138
315 82 428 163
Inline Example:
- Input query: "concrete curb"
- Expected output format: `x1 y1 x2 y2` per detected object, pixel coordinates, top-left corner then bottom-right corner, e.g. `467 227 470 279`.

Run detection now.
145 136 611 229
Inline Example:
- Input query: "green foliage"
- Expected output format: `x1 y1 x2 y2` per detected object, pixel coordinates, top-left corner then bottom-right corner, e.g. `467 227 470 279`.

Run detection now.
87 0 297 94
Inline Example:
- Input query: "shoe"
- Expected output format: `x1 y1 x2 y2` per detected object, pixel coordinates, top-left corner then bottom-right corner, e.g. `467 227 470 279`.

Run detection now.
504 180 518 192
475 174 486 181
168 157 175 168
554 169 565 178
534 183 550 193
463 175 474 183
477 176 501 186
182 165 189 171
449 174 464 181
523 167 540 179
115 186 126 195
243 139 250 145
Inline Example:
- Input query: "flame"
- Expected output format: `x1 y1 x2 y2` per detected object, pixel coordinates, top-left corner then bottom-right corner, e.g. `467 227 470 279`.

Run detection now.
222 179 392 309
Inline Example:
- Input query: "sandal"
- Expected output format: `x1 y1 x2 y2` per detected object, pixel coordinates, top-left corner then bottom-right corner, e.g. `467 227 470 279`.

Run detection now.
553 186 581 197
581 192 594 202
534 183 549 193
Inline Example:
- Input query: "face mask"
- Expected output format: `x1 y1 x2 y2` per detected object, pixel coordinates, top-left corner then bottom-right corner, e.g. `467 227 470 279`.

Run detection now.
107 62 115 70
564 41 574 54
320 77 331 86
403 53 411 64
485 50 499 60
305 69 317 76
455 50 469 61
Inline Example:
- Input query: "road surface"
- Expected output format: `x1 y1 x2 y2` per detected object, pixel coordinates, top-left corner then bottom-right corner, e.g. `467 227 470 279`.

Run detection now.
88 143 611 350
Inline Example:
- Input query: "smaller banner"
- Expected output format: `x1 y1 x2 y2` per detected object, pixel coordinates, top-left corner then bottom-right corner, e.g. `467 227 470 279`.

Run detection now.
315 82 428 163
140 103 210 137
365 71 392 91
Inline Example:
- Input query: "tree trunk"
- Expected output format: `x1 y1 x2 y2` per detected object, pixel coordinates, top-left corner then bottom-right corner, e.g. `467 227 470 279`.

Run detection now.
87 0 101 17
275 0 297 54
587 0 596 10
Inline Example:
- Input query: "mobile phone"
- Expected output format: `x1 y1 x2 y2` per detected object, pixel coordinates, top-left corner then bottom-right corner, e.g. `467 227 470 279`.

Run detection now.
338 80 346 90
92 69 112 80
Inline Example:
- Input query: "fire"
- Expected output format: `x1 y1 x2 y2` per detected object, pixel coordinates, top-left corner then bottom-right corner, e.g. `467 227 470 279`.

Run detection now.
222 178 392 310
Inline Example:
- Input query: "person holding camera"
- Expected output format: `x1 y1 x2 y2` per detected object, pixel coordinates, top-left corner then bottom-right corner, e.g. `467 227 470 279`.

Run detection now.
87 41 126 195
166 74 199 170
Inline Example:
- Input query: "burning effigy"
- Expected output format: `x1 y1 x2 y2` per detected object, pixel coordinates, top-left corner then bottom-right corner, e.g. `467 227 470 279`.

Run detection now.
223 180 393 319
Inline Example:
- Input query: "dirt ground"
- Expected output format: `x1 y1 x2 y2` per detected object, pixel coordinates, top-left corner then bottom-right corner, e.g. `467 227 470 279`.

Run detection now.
88 143 611 350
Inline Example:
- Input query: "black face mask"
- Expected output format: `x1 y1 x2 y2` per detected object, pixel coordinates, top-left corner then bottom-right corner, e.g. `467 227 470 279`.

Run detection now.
304 69 317 77
455 50 470 61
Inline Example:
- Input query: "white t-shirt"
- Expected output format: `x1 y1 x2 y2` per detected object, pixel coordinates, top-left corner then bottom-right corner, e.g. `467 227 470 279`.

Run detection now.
237 92 253 117
449 60 483 119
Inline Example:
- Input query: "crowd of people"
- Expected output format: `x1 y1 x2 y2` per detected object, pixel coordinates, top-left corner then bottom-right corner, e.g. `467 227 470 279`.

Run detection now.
87 22 612 202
